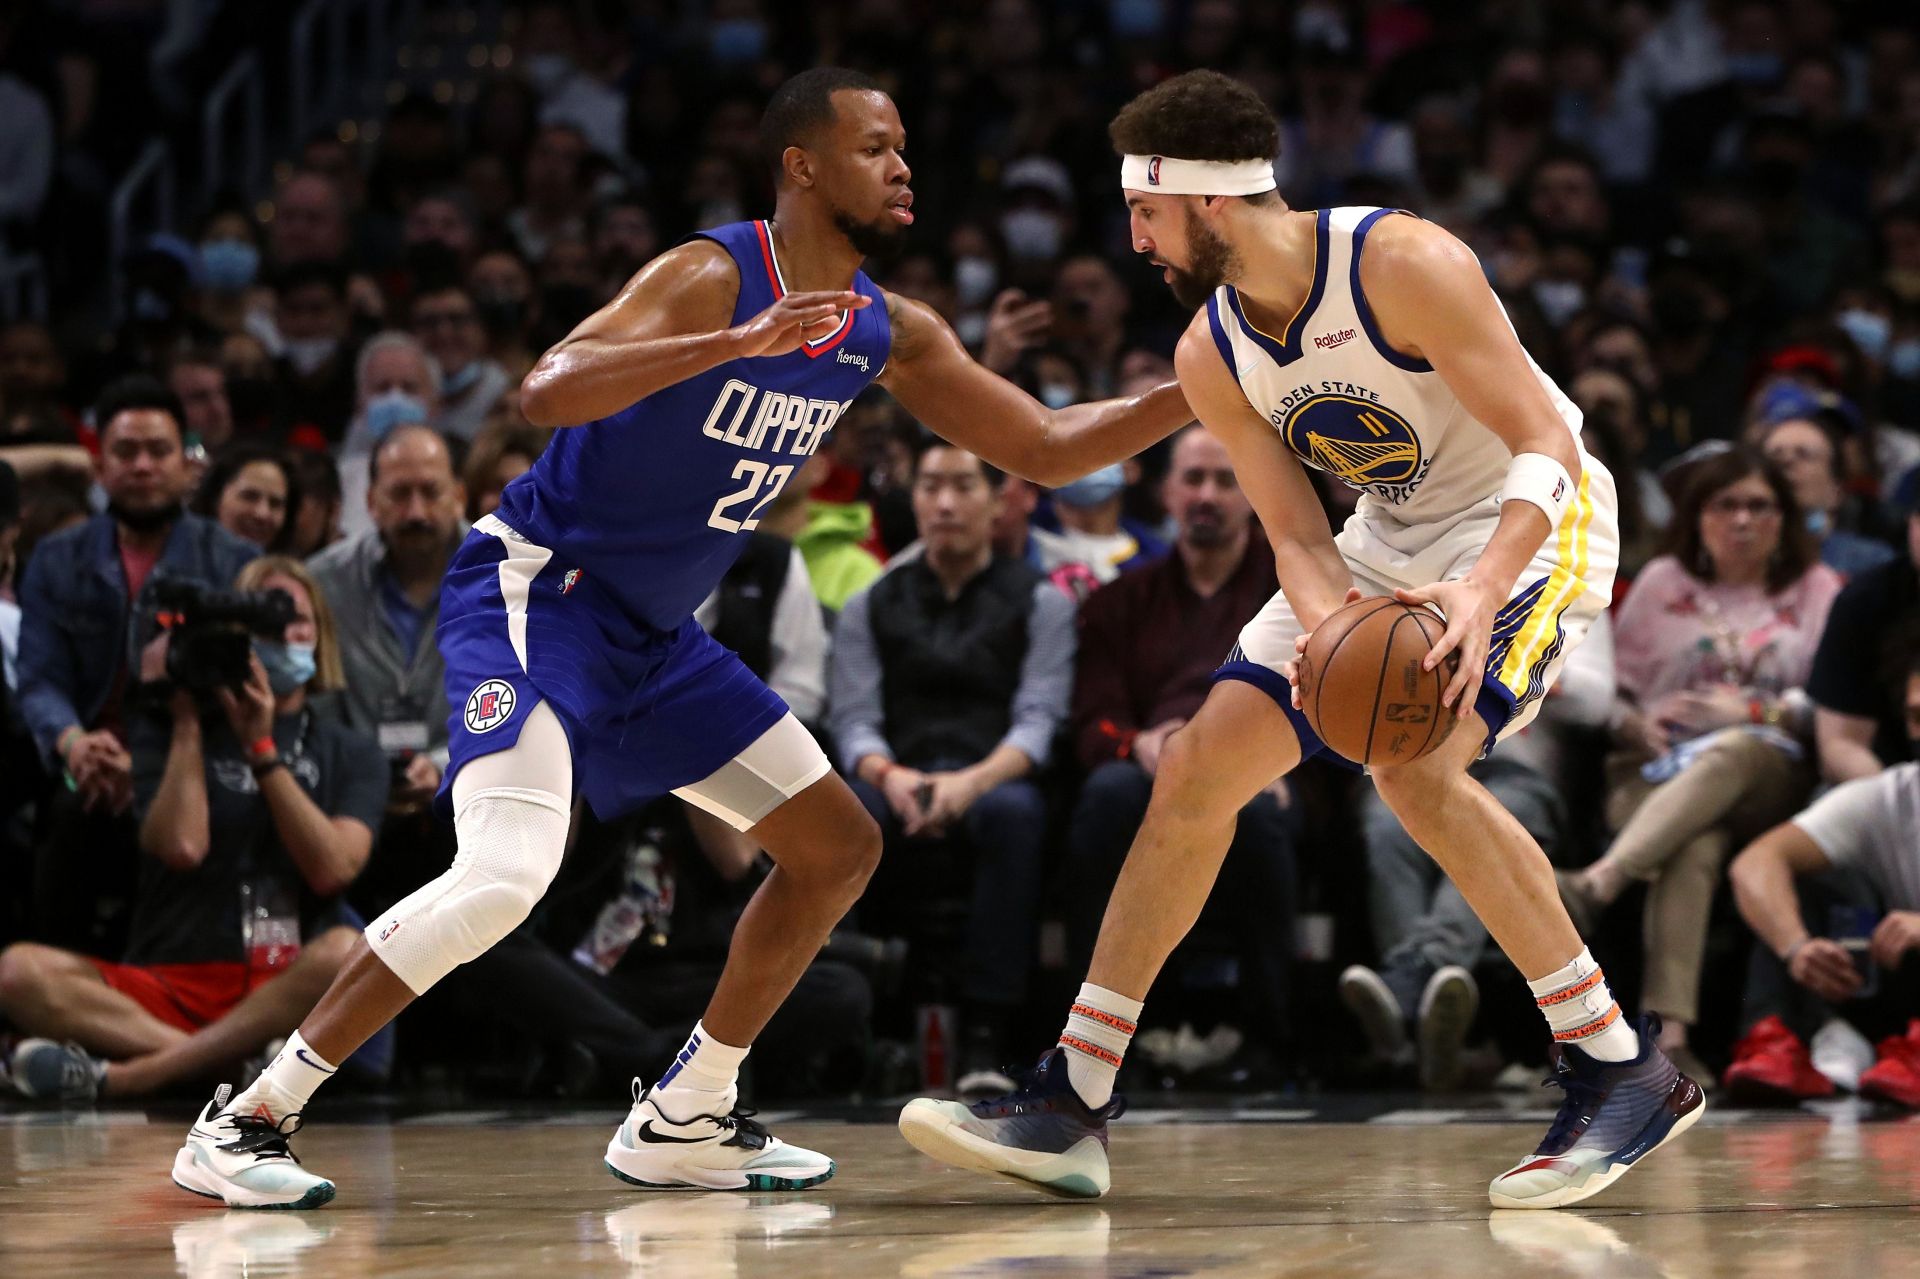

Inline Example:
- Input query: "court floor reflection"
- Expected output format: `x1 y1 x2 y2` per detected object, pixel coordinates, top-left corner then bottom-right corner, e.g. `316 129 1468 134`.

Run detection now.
2 1111 1916 1278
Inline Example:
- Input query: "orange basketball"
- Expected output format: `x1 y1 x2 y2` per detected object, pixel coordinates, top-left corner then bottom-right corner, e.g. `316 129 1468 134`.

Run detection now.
1294 596 1461 766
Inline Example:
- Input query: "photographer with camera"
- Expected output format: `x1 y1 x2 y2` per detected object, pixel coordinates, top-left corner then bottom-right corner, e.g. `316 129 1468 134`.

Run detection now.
0 557 389 1101
16 376 259 952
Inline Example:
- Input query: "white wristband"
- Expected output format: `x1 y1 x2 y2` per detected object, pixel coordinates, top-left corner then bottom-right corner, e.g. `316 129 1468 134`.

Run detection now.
1501 452 1574 529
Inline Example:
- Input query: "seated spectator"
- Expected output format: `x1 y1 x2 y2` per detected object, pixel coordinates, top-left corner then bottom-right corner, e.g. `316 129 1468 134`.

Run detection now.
1066 426 1298 1077
285 448 344 559
0 556 384 1101
1759 410 1899 579
411 283 510 443
1349 600 1616 1085
191 442 300 553
17 378 258 951
469 249 540 374
1033 465 1166 596
337 332 442 540
1557 449 1844 1083
166 349 237 456
1723 651 1920 1110
309 425 465 867
0 322 89 485
509 123 590 265
462 421 551 521
1808 500 1920 782
193 205 269 339
273 260 358 446
777 450 882 614
831 443 1073 1091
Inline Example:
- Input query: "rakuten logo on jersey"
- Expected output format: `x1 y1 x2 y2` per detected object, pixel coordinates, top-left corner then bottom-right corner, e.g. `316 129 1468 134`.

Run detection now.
700 378 848 457
1313 328 1356 350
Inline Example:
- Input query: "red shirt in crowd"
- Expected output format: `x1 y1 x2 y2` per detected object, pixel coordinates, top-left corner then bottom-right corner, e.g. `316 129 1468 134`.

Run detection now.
1071 535 1276 768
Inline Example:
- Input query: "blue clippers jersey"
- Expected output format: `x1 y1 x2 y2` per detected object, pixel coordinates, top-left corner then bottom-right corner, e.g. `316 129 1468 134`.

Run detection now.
493 219 890 632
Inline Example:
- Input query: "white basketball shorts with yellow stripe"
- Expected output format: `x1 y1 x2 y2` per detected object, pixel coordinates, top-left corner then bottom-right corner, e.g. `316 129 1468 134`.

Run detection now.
1216 460 1618 766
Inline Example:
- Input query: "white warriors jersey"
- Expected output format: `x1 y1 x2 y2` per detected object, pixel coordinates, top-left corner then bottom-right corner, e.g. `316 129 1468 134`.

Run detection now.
1205 206 1585 539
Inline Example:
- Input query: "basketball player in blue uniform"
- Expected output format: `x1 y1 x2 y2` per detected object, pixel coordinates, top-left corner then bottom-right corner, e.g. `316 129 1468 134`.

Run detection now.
901 71 1703 1210
169 68 1192 1208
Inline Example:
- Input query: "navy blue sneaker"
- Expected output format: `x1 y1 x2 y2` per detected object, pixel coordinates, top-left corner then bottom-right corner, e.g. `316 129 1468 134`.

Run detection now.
898 1047 1126 1198
1489 1015 1705 1209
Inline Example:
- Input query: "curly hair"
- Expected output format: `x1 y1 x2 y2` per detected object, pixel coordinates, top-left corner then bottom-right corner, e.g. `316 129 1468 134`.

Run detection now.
1108 71 1280 204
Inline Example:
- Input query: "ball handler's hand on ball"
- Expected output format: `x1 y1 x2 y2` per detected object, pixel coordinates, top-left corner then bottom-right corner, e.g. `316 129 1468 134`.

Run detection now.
1282 587 1365 709
1393 577 1499 720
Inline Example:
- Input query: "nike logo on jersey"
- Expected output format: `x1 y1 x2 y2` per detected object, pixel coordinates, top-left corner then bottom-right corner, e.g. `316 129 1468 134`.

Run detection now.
1313 328 1356 350
636 1119 716 1145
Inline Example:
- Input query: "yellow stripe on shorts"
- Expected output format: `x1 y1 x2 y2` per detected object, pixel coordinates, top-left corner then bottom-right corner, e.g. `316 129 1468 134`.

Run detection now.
1496 471 1594 699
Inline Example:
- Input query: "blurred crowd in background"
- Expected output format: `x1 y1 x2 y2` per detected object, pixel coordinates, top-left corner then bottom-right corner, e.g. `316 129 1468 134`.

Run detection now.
2 0 1920 1111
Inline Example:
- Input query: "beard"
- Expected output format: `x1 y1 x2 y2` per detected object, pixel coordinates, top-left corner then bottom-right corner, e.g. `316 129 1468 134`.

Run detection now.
1166 206 1238 309
1181 506 1230 547
107 497 183 535
832 205 908 261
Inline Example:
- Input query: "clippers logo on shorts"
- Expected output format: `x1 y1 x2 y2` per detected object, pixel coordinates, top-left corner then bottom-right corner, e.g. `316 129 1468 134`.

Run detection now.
1278 393 1430 503
561 567 582 595
1147 156 1162 185
464 679 517 733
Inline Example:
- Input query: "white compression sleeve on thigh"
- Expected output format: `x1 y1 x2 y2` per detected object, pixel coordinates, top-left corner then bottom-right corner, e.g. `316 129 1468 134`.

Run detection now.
367 701 574 995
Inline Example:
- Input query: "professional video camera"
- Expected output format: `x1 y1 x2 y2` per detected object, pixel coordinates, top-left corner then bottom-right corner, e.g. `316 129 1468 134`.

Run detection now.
151 577 297 695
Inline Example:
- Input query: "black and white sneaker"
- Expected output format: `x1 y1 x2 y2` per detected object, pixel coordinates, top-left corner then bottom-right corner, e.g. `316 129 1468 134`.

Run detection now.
604 1080 834 1191
172 1085 335 1209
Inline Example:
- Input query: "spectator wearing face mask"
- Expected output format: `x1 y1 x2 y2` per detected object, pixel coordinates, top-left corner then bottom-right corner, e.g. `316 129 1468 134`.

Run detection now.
335 332 442 541
468 249 541 374
998 157 1075 277
193 207 269 341
272 260 358 445
517 0 627 159
1759 409 1900 579
410 285 509 443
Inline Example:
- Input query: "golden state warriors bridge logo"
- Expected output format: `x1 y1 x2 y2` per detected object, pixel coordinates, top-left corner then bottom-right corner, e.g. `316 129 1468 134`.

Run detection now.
1278 394 1427 500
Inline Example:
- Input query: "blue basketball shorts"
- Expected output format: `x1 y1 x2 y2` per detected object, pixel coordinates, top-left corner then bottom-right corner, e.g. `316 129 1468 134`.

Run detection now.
433 515 830 826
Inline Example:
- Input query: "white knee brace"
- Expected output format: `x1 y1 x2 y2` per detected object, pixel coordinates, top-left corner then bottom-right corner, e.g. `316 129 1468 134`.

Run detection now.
365 786 571 995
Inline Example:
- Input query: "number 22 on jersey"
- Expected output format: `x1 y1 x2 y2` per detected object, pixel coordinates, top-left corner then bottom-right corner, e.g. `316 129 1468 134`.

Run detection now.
707 461 794 533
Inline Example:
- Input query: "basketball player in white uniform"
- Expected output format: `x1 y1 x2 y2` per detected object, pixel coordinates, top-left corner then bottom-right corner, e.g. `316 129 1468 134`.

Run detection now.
901 70 1704 1210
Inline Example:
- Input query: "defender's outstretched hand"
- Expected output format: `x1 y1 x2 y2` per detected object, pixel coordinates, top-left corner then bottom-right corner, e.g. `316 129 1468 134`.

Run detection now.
732 290 871 359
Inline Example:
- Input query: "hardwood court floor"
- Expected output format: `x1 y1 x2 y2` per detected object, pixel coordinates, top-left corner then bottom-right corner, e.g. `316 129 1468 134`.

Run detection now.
5 1106 1920 1278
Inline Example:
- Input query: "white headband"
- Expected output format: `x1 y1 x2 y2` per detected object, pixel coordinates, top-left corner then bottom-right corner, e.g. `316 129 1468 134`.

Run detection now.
1120 154 1276 197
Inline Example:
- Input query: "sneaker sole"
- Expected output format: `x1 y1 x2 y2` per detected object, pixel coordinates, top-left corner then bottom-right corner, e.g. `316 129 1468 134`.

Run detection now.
1487 1085 1707 1210
1338 966 1409 1061
897 1098 1108 1199
603 1136 833 1192
170 1146 336 1210
1417 967 1478 1091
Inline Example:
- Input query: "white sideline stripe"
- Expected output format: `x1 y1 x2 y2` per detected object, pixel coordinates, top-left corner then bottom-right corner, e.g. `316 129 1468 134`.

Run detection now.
475 513 554 673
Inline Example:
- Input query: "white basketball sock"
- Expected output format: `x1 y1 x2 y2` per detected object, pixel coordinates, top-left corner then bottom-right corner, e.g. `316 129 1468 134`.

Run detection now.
651 1021 748 1121
1058 983 1143 1108
224 1031 338 1123
1528 948 1640 1063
